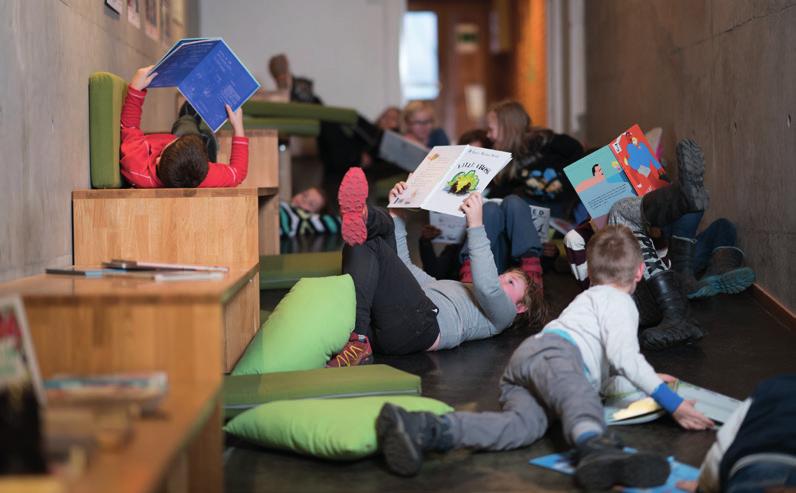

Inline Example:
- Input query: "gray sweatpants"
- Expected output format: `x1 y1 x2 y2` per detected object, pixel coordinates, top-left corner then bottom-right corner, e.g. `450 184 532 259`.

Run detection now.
444 334 605 451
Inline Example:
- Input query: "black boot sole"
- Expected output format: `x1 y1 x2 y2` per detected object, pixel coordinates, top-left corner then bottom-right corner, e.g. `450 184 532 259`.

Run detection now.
640 323 705 351
376 404 423 477
676 139 709 211
576 452 670 489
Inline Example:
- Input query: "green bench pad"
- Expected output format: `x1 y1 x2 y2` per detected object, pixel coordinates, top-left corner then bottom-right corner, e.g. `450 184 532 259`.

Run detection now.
223 365 421 418
260 251 342 290
89 72 128 188
222 117 320 137
243 100 358 125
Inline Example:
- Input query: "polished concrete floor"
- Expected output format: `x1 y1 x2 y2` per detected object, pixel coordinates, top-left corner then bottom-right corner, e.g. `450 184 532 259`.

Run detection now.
228 262 794 492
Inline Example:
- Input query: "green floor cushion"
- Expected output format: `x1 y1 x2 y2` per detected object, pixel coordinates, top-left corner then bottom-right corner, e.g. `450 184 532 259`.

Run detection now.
233 275 354 375
243 100 358 126
373 174 407 202
221 117 320 137
260 251 342 290
89 72 128 188
224 395 453 460
223 365 421 418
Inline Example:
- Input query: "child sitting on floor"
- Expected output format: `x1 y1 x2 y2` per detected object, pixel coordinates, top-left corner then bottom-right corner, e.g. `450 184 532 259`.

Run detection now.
120 65 248 188
280 187 341 237
375 224 714 489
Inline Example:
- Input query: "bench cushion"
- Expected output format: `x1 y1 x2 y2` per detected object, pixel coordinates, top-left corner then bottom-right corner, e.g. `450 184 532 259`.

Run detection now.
224 395 452 460
89 72 128 188
223 365 421 418
260 251 342 290
222 116 320 137
243 100 358 125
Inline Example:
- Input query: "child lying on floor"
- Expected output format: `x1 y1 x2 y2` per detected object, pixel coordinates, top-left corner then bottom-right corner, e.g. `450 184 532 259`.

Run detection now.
280 187 341 237
120 65 248 188
375 224 714 490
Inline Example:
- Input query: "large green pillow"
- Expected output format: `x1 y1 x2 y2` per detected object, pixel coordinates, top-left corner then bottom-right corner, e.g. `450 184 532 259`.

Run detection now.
89 72 129 188
224 395 453 460
232 275 355 375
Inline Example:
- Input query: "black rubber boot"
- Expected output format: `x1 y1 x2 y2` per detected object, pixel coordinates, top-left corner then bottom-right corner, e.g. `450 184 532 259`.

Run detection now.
376 403 453 477
632 279 662 327
639 270 705 350
575 433 670 489
668 235 699 295
641 139 709 227
690 246 756 299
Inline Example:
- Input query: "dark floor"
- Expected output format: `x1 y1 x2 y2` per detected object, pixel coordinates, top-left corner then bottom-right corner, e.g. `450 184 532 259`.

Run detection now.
229 237 795 492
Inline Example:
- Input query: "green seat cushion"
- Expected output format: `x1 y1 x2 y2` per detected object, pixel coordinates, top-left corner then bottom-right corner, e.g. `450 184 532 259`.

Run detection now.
224 395 453 460
233 275 354 375
243 100 358 125
260 251 342 290
89 72 128 188
223 365 421 418
373 174 407 202
222 117 320 137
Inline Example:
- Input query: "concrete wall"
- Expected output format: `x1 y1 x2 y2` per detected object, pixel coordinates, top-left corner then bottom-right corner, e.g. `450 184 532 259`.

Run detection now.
0 0 197 282
584 1 796 310
198 0 404 120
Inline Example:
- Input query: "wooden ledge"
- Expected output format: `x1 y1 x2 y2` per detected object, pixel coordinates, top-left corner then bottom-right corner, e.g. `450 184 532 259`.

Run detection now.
0 264 259 305
257 186 278 197
73 187 260 200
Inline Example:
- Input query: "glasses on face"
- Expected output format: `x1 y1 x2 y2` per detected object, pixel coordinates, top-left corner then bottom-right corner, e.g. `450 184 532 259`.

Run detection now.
409 119 433 126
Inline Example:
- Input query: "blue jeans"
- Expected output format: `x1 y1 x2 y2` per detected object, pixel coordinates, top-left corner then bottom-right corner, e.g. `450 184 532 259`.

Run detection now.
461 195 542 273
727 460 796 493
664 214 737 272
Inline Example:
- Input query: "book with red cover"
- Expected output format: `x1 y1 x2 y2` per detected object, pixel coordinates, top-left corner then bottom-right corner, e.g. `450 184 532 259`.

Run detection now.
608 124 668 195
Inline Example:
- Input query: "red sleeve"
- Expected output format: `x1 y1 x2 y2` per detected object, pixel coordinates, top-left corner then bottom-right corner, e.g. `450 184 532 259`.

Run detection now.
199 137 249 187
119 86 160 187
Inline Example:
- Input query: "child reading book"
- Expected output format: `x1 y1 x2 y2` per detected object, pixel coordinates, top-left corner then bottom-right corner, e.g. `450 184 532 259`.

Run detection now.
120 65 248 188
375 224 713 489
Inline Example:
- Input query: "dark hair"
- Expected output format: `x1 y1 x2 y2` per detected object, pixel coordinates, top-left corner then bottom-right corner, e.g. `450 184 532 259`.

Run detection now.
507 268 549 332
586 225 643 287
157 135 209 188
592 164 601 175
457 128 493 148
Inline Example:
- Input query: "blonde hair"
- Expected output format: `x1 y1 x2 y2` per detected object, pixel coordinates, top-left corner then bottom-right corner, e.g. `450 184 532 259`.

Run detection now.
586 225 643 287
401 100 436 134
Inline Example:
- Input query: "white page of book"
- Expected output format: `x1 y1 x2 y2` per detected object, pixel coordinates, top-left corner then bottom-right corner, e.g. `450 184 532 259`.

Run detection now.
389 146 466 209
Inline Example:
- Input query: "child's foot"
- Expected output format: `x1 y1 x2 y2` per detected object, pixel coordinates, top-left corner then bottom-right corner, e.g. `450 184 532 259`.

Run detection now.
676 139 709 211
575 434 670 489
326 333 374 367
338 167 369 246
520 256 544 292
459 258 473 283
376 404 452 477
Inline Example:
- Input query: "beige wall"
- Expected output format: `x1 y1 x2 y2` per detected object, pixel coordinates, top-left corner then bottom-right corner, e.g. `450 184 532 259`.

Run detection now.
584 1 795 310
0 0 196 282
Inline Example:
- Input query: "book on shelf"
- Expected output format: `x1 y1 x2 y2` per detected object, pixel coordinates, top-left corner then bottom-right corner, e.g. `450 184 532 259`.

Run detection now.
45 371 169 415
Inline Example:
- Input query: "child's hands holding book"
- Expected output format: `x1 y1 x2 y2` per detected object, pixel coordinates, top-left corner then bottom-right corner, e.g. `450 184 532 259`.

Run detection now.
225 104 245 137
130 65 157 91
460 192 483 228
672 399 714 430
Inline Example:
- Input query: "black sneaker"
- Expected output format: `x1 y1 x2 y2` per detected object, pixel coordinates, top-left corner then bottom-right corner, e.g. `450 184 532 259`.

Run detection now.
575 434 670 489
178 101 202 124
676 139 709 211
376 404 450 477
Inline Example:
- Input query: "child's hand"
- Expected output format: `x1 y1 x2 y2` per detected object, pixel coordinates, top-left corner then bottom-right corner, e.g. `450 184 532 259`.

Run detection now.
388 180 408 203
542 242 558 258
657 373 677 384
130 65 157 91
226 104 245 137
672 400 714 430
460 192 483 228
420 225 441 241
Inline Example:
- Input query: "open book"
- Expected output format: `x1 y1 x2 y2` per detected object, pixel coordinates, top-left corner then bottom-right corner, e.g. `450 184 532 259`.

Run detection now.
429 202 550 245
389 145 512 217
378 130 429 172
148 38 260 132
563 124 667 224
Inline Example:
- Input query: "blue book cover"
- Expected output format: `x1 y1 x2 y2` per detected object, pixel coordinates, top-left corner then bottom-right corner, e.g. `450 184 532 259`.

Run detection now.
563 145 636 223
148 38 260 132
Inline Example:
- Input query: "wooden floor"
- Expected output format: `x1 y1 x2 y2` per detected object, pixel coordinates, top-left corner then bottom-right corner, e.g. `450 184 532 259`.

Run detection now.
227 234 795 492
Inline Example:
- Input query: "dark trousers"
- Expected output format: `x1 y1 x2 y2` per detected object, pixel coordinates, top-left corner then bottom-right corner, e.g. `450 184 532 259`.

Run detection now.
342 207 440 355
171 111 219 162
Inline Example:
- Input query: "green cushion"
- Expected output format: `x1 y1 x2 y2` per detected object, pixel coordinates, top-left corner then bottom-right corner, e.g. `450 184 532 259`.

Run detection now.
260 251 342 290
222 117 320 137
243 100 358 125
373 174 406 202
224 395 453 460
223 365 421 418
89 72 128 188
233 275 354 375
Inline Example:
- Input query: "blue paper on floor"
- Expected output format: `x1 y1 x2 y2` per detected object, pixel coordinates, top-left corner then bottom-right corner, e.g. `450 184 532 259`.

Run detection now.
529 449 699 492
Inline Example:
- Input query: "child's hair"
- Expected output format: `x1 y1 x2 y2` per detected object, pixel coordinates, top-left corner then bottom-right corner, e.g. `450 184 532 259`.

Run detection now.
457 128 492 148
586 225 643 287
507 268 549 331
401 100 436 133
157 135 210 188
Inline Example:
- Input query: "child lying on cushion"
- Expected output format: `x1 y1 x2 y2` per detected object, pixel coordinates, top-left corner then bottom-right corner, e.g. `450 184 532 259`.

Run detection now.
120 65 248 188
280 187 341 237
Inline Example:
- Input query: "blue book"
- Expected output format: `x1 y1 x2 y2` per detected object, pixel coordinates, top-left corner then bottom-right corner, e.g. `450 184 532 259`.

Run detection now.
148 38 260 132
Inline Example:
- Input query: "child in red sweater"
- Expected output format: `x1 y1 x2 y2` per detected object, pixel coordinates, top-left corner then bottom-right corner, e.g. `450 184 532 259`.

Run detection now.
120 65 249 188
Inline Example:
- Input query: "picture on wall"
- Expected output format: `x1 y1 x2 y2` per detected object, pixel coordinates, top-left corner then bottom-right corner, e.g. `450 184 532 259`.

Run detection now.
145 0 159 41
127 0 141 28
105 0 123 14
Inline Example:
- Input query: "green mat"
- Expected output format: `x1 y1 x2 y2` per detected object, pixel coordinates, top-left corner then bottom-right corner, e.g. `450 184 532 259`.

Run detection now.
223 365 421 418
243 100 357 125
260 251 342 290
